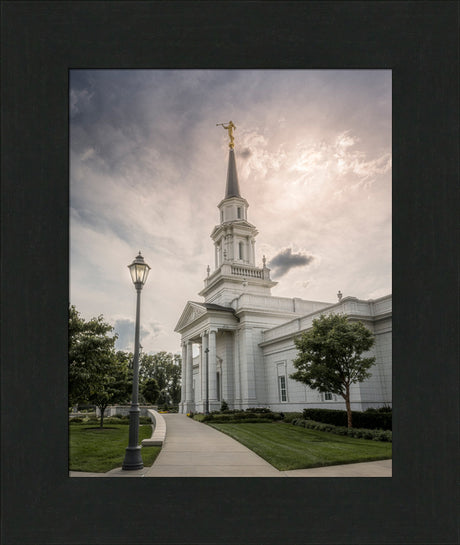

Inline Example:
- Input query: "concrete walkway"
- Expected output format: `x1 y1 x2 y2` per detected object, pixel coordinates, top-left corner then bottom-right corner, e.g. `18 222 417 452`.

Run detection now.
144 413 281 476
70 413 392 477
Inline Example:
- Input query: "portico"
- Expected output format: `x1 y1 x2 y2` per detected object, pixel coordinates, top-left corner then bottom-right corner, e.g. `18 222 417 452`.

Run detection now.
176 301 241 413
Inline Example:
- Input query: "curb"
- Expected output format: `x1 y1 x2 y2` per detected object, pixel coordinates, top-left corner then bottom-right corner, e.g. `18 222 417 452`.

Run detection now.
141 409 166 446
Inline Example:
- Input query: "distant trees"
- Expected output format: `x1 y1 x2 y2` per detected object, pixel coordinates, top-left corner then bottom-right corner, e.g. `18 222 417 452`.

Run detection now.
69 306 182 423
139 351 182 406
141 378 160 404
291 314 376 428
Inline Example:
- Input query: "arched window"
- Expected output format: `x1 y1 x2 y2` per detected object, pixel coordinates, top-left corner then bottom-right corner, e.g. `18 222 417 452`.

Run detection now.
239 241 244 260
237 207 242 219
221 210 224 222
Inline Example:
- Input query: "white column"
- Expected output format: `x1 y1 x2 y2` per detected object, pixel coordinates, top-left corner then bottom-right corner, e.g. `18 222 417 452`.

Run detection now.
201 331 208 412
222 331 233 404
208 329 218 407
186 341 193 406
234 330 241 406
180 341 186 413
251 238 256 265
228 234 234 260
197 343 202 408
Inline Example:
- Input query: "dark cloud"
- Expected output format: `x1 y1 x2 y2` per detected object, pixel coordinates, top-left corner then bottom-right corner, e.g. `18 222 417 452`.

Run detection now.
238 148 252 159
268 248 314 278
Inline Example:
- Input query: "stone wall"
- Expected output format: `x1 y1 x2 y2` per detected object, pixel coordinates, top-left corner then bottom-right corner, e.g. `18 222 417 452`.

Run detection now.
95 405 157 417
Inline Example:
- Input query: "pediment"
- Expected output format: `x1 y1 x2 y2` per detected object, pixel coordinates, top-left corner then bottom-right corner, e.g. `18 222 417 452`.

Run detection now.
174 302 207 332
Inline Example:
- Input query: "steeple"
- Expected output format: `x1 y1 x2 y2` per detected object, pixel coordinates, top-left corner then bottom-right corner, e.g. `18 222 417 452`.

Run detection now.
225 149 241 198
199 123 277 305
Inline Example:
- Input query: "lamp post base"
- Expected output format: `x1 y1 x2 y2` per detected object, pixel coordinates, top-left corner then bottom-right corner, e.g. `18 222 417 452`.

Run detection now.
122 446 143 470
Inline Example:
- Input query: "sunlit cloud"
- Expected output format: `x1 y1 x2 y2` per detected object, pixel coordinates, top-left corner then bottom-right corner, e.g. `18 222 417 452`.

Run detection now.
70 69 391 354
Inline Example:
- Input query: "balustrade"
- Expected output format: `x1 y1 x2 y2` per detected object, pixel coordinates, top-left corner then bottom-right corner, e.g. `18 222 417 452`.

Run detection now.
231 265 263 278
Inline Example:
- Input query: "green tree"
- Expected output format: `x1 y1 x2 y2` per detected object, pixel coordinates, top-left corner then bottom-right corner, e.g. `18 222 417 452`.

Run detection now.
291 314 376 428
139 351 182 405
141 378 160 404
69 306 131 427
89 353 132 427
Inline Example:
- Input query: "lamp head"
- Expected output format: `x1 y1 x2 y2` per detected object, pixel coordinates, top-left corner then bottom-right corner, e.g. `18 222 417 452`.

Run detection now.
128 251 151 288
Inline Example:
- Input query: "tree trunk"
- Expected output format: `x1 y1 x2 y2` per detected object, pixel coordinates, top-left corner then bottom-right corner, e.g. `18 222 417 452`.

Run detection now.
100 406 106 428
345 385 352 428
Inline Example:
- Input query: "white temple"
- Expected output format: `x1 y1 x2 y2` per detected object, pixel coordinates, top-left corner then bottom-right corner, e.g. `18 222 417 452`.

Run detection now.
175 127 392 414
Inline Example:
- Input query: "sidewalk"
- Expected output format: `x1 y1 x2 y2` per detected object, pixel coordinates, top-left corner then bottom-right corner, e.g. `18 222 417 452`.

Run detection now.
144 413 281 477
70 413 392 477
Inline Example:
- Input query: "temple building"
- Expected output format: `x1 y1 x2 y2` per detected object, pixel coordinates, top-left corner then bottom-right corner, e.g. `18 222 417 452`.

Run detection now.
175 125 392 414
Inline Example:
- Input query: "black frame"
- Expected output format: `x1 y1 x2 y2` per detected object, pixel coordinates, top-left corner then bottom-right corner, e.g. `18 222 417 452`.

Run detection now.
2 2 458 544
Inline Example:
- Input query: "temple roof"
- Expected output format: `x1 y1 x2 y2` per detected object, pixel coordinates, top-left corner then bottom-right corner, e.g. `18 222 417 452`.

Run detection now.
193 302 235 313
225 149 241 198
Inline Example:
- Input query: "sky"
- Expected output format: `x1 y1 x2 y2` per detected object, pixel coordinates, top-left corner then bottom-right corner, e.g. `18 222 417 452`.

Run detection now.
70 69 392 356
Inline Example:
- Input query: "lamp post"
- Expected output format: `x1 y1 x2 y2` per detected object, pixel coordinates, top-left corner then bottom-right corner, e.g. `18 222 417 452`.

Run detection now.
205 347 209 415
122 251 150 471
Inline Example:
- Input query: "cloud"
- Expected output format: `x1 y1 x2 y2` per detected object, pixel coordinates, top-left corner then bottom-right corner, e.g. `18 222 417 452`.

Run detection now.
268 248 314 278
70 69 391 352
113 317 162 352
238 147 252 159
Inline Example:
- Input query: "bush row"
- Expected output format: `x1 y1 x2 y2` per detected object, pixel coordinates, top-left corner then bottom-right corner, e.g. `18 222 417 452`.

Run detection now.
365 406 392 413
292 418 392 442
202 411 283 423
213 407 274 415
209 418 276 424
282 412 304 423
302 408 392 430
69 415 152 425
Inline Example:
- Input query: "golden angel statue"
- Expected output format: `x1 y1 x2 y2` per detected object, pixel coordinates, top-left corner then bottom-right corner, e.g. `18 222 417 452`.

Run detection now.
216 120 236 149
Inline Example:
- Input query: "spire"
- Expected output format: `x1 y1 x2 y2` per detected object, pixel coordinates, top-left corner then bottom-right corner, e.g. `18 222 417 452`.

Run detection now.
225 148 241 198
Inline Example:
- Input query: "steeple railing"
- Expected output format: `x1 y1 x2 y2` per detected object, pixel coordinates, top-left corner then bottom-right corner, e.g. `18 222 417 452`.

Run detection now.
231 265 264 279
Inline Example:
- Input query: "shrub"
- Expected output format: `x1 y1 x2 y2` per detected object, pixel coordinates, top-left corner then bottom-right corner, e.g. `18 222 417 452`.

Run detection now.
245 407 272 414
283 412 303 423
365 405 392 413
211 417 275 424
334 426 349 436
220 400 229 412
202 411 283 424
292 418 392 442
103 417 123 425
302 408 392 430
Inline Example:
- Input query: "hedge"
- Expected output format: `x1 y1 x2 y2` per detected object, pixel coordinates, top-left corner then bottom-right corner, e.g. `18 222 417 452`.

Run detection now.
208 418 276 424
282 412 304 423
69 415 152 425
202 411 283 423
292 418 392 442
302 408 392 430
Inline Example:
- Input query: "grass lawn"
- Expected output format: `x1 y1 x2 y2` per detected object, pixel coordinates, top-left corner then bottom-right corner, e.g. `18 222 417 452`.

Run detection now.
208 422 392 471
69 423 161 473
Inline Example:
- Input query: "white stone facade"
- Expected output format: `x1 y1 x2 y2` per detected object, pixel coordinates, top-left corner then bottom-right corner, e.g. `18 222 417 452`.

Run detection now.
175 148 392 414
